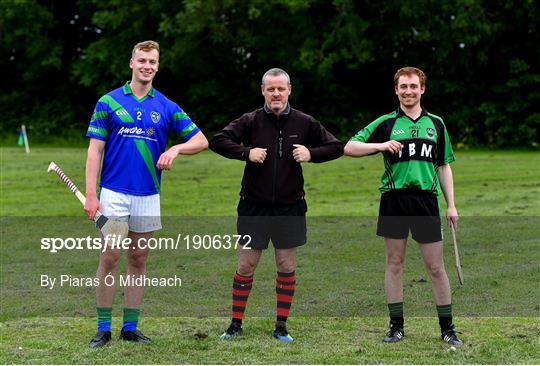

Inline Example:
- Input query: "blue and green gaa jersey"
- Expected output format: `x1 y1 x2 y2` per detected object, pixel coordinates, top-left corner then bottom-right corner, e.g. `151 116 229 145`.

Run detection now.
86 82 200 195
351 107 455 195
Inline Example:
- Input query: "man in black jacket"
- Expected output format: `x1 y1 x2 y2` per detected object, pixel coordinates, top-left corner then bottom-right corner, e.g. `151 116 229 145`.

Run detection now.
210 68 343 342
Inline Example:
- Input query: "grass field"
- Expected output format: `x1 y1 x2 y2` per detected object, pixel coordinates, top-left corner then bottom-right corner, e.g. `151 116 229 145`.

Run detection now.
1 147 539 364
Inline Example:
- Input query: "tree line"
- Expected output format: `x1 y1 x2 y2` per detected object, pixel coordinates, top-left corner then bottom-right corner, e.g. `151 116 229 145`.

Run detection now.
2 0 538 147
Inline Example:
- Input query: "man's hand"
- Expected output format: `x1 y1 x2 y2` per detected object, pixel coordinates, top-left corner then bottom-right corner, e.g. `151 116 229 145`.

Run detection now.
292 144 311 163
379 140 403 154
249 148 267 163
446 206 459 230
157 147 179 170
84 195 100 220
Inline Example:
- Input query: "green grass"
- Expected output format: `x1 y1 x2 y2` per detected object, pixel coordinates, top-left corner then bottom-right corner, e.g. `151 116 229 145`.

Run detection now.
1 317 538 364
1 147 539 364
1 148 539 216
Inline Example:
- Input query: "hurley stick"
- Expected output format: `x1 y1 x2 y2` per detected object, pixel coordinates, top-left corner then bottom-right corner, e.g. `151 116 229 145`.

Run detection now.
450 224 464 286
47 161 128 239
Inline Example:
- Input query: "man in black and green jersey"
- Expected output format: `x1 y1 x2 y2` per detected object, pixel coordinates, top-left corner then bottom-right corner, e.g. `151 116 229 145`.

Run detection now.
344 67 463 346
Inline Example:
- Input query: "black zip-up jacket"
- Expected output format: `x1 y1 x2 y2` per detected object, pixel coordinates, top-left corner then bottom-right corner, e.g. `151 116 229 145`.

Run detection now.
209 105 344 204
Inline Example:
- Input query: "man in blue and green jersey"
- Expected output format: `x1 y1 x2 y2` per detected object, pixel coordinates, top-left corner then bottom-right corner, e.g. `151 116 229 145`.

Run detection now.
84 40 208 348
344 67 463 346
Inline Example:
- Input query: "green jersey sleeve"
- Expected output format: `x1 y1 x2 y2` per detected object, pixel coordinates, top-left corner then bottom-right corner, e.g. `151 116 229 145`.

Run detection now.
350 112 396 143
442 126 455 165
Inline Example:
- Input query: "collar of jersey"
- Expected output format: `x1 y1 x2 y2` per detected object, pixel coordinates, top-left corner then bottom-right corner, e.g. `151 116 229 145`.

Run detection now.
263 102 291 116
396 106 428 122
123 81 155 102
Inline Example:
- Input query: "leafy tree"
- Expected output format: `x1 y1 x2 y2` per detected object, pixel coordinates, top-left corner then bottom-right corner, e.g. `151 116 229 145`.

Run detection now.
1 0 538 147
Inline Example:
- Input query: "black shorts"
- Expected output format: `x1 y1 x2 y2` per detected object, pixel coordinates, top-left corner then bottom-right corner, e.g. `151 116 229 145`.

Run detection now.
376 190 442 244
237 199 307 250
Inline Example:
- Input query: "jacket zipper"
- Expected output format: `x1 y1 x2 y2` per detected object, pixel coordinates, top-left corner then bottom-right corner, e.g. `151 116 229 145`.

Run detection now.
272 124 283 203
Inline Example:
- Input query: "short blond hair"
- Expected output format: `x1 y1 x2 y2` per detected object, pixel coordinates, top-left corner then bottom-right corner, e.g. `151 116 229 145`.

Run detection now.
262 68 290 85
394 67 427 87
132 40 160 57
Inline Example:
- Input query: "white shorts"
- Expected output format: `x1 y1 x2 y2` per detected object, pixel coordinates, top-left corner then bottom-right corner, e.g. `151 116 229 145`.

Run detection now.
99 187 162 233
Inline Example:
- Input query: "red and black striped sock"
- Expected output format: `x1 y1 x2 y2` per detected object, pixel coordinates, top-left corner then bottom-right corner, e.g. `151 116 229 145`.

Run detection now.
276 271 296 323
231 272 253 324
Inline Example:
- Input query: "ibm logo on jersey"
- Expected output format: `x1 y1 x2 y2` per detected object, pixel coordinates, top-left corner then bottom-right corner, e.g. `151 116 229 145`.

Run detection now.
398 142 433 158
151 111 161 123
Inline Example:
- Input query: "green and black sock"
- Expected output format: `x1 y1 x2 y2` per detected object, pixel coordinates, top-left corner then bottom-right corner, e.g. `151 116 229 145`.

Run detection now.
388 302 404 329
437 304 453 332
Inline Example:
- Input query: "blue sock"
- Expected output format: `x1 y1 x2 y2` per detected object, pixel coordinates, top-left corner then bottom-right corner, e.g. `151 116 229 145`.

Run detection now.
122 321 137 332
122 308 140 332
98 320 112 332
